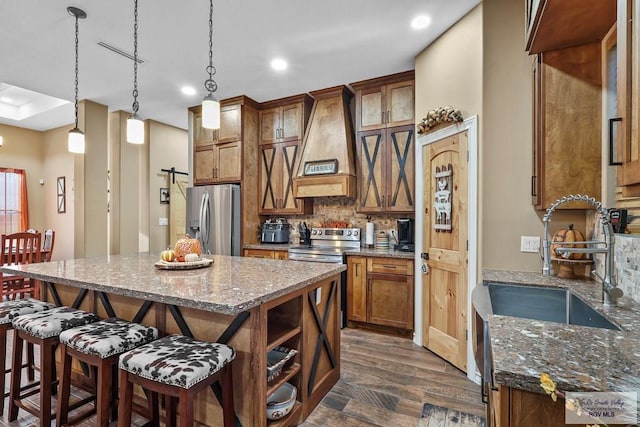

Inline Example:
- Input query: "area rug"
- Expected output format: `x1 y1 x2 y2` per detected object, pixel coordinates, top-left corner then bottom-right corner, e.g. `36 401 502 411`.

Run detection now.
418 403 486 427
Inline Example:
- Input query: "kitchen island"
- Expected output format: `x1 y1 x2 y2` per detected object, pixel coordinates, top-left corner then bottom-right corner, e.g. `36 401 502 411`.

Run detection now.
480 270 640 426
1 253 345 426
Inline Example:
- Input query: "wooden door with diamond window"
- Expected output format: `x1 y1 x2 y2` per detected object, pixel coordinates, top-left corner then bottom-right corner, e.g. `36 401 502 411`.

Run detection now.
421 130 468 372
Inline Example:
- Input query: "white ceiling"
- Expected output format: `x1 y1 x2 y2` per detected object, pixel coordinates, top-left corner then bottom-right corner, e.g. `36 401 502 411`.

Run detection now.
0 0 480 132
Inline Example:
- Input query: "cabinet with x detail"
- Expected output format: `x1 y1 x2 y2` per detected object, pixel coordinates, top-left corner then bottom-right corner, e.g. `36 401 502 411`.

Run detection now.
356 124 415 213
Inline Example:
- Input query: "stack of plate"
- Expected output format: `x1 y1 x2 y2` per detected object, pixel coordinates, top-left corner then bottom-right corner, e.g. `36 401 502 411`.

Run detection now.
375 232 389 249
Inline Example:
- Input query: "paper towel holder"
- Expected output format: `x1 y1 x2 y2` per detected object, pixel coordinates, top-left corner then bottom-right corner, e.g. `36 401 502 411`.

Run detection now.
364 217 375 249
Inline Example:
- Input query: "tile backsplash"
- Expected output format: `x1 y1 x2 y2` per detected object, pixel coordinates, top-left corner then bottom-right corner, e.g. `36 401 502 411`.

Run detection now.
614 234 640 303
263 196 413 246
587 210 640 303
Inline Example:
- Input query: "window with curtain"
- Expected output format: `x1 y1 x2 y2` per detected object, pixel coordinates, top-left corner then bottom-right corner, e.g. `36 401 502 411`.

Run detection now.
0 168 29 235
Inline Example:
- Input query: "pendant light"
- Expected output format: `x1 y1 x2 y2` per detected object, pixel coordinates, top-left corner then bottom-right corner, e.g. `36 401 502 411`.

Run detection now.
67 6 86 154
127 0 144 144
201 0 220 130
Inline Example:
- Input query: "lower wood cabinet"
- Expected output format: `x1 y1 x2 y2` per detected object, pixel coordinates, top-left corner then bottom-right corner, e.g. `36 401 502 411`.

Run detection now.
243 248 289 260
347 256 414 334
489 385 570 427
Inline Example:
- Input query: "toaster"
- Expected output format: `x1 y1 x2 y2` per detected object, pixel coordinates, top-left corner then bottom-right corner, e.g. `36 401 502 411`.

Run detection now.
261 223 290 243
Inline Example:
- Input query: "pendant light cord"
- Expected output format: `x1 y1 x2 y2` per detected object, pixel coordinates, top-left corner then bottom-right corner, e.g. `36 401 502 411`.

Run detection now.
132 0 139 114
73 13 80 128
204 0 217 95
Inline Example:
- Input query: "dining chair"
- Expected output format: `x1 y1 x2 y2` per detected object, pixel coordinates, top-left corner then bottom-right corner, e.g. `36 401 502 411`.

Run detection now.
0 232 42 300
41 229 55 262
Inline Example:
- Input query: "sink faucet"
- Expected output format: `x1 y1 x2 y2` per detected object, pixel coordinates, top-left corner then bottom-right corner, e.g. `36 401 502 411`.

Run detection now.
542 194 622 306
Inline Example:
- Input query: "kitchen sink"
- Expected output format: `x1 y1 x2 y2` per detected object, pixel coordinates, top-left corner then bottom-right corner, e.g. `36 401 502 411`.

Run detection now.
472 282 621 395
486 283 620 330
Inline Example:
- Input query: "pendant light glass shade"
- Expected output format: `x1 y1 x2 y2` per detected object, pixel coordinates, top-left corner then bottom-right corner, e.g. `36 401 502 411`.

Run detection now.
127 113 145 144
68 6 86 154
127 0 144 144
202 94 220 130
202 0 220 130
68 128 85 153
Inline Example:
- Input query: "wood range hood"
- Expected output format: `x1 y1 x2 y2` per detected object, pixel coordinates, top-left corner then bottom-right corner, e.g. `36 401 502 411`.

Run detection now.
293 85 357 198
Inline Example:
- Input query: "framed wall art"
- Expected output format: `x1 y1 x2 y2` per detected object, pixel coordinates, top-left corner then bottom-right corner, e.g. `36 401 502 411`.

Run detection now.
160 187 170 204
57 176 66 213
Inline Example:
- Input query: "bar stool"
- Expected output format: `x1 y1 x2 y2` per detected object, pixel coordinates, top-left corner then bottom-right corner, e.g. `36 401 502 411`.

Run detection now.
56 317 158 427
9 306 99 425
0 298 54 416
118 334 236 427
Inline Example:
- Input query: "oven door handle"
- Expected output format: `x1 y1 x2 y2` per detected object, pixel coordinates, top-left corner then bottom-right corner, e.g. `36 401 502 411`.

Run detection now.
288 254 342 263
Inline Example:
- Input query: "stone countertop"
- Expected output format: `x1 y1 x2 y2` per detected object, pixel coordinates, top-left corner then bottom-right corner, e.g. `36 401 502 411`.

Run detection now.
0 253 345 315
345 247 416 260
483 269 640 395
243 244 415 260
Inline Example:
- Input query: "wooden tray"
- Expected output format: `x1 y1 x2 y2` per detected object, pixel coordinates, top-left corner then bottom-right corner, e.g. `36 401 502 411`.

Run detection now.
154 258 214 270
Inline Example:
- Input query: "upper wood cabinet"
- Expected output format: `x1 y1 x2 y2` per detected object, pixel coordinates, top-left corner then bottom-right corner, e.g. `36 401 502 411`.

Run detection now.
258 94 313 215
351 71 415 132
259 94 313 145
617 0 640 193
525 0 616 54
356 125 415 213
531 45 602 210
259 141 311 215
191 100 253 186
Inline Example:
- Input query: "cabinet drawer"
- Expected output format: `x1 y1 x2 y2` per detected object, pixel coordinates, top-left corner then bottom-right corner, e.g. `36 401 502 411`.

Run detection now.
367 257 413 275
244 249 274 259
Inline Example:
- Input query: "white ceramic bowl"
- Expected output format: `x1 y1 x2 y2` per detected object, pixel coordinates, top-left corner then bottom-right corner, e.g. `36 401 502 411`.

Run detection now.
266 382 297 421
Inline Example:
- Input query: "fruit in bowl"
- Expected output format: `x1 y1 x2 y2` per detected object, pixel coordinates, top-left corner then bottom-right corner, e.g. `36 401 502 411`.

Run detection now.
174 235 202 262
161 249 176 262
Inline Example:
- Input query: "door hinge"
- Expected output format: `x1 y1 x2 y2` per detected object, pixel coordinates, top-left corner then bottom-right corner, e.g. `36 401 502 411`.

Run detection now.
467 150 469 161
465 329 468 340
466 240 469 251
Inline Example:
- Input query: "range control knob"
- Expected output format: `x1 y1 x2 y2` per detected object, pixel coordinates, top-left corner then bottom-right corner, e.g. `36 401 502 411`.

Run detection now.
347 230 352 236
317 230 323 235
354 230 359 237
312 230 317 235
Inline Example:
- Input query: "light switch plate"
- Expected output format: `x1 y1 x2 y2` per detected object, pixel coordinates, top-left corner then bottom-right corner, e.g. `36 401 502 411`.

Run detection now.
521 236 540 253
159 217 169 226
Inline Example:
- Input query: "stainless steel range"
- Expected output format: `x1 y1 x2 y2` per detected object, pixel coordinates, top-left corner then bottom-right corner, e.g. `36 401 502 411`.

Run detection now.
288 227 361 328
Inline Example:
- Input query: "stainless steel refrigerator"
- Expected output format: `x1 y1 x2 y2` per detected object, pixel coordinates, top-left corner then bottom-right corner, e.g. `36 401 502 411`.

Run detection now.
185 184 241 256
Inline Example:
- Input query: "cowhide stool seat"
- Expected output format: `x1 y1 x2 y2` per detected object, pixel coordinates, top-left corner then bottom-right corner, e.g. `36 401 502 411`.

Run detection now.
56 317 158 427
0 298 54 416
117 334 236 427
9 306 99 425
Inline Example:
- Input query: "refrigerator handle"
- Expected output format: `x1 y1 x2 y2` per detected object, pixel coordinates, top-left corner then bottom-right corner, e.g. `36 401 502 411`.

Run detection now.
204 192 211 254
201 192 211 253
198 193 206 246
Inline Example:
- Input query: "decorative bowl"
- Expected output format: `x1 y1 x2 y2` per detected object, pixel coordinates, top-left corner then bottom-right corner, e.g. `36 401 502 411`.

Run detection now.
266 382 297 421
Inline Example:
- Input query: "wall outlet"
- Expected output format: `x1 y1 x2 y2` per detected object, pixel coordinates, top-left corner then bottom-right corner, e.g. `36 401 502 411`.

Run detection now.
159 217 169 226
520 236 540 253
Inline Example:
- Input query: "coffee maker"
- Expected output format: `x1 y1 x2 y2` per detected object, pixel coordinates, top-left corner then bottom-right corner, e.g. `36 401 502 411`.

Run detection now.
395 218 415 252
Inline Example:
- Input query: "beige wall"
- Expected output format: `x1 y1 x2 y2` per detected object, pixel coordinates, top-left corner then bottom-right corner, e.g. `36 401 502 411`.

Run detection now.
0 124 46 231
148 120 188 252
42 125 76 261
481 0 586 271
415 5 483 123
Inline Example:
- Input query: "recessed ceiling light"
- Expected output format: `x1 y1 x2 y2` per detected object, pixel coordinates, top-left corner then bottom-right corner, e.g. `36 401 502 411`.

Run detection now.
411 15 431 30
0 96 13 104
181 86 197 96
270 58 288 71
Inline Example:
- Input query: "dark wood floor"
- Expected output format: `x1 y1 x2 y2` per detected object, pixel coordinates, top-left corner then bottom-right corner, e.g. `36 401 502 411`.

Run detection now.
301 328 485 426
0 328 485 426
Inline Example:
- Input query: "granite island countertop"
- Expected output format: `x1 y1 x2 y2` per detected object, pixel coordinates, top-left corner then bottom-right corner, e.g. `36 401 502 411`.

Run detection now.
483 269 640 396
1 253 345 315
